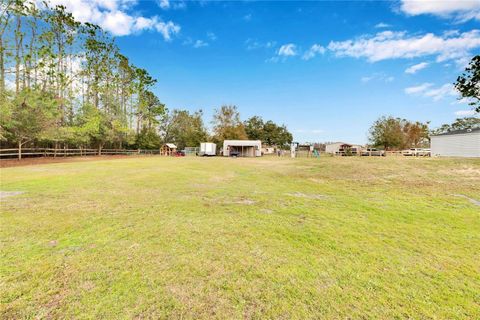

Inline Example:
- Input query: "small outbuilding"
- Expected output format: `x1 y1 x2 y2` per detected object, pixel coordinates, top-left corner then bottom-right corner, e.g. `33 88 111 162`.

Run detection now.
325 142 363 155
223 140 261 157
160 143 177 156
431 128 480 157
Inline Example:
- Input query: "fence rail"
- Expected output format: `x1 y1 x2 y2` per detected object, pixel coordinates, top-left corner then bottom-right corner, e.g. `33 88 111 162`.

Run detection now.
0 148 161 159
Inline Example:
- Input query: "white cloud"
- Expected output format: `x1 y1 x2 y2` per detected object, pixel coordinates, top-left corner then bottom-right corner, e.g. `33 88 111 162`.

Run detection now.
302 44 326 60
361 73 394 83
38 0 180 39
245 39 276 50
454 110 476 116
207 32 217 41
405 62 429 74
375 22 391 28
423 83 457 101
157 0 170 9
278 43 297 57
405 83 433 94
400 0 480 21
193 40 208 48
361 76 373 83
327 30 480 63
405 83 458 101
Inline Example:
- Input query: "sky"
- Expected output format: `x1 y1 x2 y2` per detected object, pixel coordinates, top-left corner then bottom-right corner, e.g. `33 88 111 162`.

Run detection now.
45 0 480 144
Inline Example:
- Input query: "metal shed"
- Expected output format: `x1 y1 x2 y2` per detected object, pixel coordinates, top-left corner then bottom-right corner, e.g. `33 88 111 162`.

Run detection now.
431 128 480 157
223 140 262 157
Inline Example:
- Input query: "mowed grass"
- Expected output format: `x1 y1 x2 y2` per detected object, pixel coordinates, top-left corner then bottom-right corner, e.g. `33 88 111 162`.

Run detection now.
1 156 479 319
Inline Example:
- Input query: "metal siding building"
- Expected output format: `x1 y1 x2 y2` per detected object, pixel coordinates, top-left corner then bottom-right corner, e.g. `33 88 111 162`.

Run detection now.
223 140 262 157
431 128 480 157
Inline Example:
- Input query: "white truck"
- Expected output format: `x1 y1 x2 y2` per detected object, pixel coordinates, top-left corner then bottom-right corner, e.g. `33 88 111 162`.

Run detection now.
199 142 216 156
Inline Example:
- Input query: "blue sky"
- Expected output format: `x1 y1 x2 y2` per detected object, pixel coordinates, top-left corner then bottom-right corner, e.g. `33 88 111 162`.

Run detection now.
50 0 480 143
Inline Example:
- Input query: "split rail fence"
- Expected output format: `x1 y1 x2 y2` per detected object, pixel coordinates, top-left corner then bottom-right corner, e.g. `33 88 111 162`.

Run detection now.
0 148 160 160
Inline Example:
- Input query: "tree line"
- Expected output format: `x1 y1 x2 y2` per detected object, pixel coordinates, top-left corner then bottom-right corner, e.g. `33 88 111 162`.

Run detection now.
368 55 479 150
0 1 292 158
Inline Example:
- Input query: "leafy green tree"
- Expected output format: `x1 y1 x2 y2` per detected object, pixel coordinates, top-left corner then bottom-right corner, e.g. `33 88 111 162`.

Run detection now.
212 105 247 143
244 116 265 140
136 127 160 149
369 116 408 150
160 109 207 149
403 121 430 148
432 117 480 135
244 116 293 148
0 89 59 158
455 55 480 113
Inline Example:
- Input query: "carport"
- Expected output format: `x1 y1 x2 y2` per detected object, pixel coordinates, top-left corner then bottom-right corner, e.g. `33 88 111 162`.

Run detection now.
223 140 262 157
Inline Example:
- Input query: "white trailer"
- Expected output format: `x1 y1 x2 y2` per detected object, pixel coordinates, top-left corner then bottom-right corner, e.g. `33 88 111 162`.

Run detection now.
199 142 217 156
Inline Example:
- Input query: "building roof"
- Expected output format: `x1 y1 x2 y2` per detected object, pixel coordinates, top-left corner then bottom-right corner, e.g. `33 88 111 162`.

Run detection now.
431 127 480 137
163 143 177 148
224 140 261 146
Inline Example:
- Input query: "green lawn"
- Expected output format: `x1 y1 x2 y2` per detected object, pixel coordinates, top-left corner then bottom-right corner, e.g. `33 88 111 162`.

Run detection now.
1 156 479 319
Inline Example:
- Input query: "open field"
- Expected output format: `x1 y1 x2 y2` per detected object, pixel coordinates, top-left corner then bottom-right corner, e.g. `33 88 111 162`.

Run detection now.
1 156 479 319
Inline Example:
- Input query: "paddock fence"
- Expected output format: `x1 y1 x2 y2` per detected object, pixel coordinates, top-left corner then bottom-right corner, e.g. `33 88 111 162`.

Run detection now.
0 148 161 160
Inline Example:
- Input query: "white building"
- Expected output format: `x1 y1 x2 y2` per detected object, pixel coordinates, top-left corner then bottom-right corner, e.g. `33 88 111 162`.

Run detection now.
325 142 363 155
223 140 262 157
431 128 480 157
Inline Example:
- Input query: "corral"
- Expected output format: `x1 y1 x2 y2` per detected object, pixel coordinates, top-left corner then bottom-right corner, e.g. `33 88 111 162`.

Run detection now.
1 156 479 319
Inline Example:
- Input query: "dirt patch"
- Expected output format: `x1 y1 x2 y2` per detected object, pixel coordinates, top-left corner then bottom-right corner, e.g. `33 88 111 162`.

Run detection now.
453 194 480 206
227 199 256 205
48 240 58 247
0 155 149 168
286 192 328 200
260 209 273 214
0 191 24 199
441 167 480 180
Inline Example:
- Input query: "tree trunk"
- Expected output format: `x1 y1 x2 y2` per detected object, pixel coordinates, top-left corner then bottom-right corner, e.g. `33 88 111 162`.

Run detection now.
0 36 4 93
18 141 22 160
15 15 21 94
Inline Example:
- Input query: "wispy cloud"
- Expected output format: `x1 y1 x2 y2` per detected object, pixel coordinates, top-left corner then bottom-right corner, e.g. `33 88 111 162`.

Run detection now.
375 22 391 28
302 44 326 60
405 83 457 101
454 110 476 116
361 73 394 83
243 13 252 21
193 40 208 48
405 83 433 95
245 39 276 50
405 62 429 74
207 32 217 41
328 30 480 65
267 43 297 62
156 0 186 10
278 43 297 57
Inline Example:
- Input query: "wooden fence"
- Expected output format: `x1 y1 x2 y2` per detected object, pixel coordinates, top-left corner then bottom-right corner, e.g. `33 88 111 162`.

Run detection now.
0 148 160 159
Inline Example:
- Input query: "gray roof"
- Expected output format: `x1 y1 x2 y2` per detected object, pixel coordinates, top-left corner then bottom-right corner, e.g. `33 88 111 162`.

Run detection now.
431 127 480 137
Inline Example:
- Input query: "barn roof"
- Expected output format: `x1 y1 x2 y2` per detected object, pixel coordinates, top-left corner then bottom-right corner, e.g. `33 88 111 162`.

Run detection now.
164 143 177 148
431 127 480 137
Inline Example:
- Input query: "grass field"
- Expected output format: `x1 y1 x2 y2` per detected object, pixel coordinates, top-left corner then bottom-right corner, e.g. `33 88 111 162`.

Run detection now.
1 156 479 319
